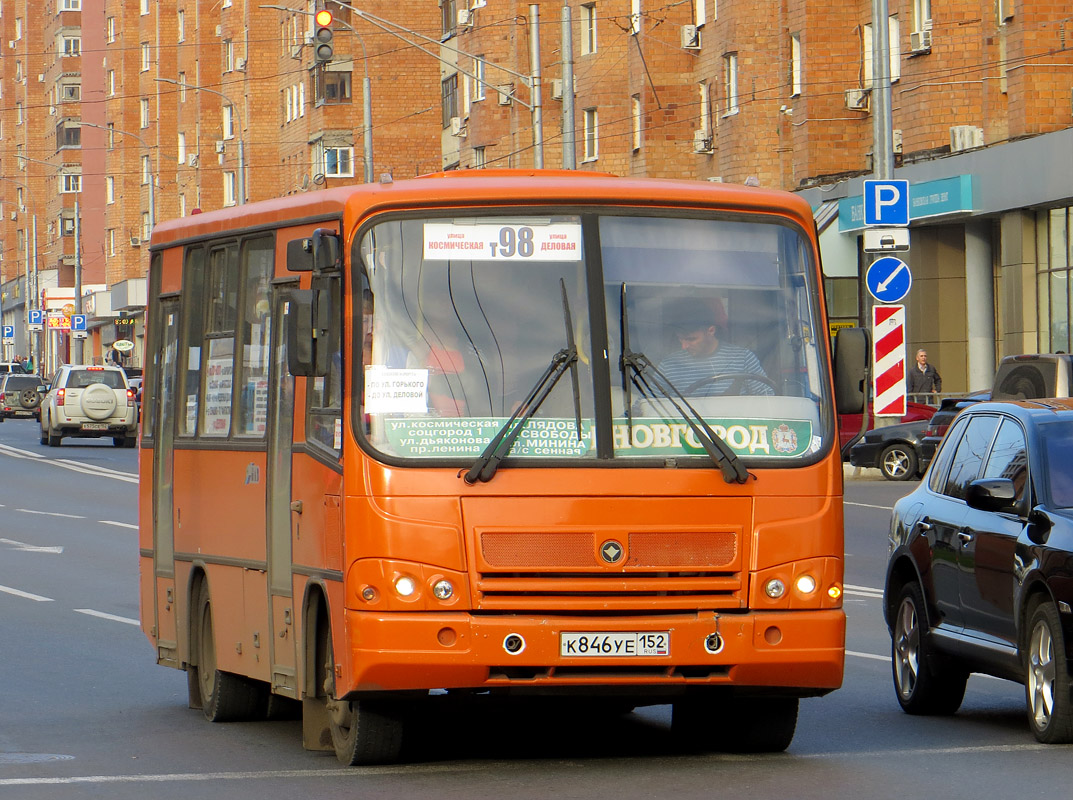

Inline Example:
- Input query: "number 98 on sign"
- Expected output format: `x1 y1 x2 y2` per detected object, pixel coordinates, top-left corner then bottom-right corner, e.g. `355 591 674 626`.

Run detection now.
423 221 583 262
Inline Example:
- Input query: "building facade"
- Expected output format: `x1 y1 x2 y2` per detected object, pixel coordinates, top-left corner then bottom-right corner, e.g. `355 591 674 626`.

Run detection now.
0 1 1071 389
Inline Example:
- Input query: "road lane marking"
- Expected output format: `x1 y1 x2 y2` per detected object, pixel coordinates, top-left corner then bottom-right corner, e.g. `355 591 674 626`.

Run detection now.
74 609 140 626
57 459 138 478
100 520 138 530
845 583 883 598
848 649 889 662
844 501 893 510
15 509 85 519
0 442 137 483
0 584 53 602
0 538 63 553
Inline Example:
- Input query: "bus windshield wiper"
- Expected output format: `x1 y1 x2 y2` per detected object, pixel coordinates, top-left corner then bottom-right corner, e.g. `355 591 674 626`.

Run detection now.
619 283 750 485
464 281 582 484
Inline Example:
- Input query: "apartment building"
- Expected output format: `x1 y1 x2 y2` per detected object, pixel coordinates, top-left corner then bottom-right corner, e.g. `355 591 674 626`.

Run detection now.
1 1 1071 386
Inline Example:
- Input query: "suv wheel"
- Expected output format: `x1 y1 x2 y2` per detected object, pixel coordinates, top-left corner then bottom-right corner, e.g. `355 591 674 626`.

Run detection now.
1026 601 1073 743
892 581 967 714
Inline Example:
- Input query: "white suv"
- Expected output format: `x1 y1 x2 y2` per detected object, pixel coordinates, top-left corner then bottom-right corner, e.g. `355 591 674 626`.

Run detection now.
39 365 138 448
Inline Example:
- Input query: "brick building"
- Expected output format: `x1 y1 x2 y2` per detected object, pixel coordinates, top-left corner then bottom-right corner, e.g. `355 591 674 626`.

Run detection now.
1 1 1072 385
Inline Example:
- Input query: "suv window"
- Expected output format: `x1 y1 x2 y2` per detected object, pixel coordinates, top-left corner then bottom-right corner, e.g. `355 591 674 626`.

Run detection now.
980 417 1028 504
943 415 999 500
65 369 127 389
3 375 41 391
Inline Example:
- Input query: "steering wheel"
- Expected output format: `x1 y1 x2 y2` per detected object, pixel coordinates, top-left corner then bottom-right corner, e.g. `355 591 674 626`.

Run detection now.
685 372 778 395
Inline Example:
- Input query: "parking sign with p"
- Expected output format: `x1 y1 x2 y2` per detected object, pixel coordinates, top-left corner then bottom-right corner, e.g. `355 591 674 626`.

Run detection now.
863 179 910 227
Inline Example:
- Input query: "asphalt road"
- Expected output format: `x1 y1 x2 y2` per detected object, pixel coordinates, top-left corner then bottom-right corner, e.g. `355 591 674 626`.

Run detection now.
2 425 1072 799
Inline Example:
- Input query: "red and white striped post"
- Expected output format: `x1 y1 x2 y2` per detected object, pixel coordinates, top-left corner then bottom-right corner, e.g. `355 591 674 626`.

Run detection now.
872 304 907 417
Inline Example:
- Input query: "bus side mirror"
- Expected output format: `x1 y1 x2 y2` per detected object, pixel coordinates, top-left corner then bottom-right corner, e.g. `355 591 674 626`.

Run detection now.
834 326 868 415
286 228 339 273
286 289 332 377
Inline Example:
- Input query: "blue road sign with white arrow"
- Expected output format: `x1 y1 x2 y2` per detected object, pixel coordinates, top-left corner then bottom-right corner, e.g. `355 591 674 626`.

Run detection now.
866 256 913 303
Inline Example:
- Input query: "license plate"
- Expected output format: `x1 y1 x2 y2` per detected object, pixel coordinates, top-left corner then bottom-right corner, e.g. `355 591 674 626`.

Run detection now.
560 631 670 657
81 423 107 430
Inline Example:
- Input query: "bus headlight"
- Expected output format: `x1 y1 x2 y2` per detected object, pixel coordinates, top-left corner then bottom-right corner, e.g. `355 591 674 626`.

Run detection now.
795 575 817 595
432 579 454 600
764 579 786 599
394 575 418 597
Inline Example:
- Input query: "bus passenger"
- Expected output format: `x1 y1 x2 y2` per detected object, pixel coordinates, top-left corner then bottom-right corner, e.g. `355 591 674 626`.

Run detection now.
657 297 773 397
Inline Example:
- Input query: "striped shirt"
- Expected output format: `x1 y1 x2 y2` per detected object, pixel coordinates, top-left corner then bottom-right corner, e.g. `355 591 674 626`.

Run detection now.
656 344 773 396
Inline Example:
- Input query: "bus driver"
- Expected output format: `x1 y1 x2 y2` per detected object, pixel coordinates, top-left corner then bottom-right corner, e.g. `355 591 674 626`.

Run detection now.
657 297 774 397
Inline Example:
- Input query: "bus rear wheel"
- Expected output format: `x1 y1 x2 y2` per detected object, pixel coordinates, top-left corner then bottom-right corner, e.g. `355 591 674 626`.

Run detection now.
192 581 264 722
318 625 403 765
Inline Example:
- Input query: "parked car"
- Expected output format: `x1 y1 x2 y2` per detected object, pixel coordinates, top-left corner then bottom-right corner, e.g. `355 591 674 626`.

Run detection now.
848 419 930 480
991 353 1073 401
0 373 44 420
917 391 990 473
884 398 1073 743
38 364 138 448
839 400 935 452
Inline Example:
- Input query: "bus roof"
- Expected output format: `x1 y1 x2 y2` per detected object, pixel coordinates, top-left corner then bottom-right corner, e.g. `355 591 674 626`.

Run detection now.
149 170 815 249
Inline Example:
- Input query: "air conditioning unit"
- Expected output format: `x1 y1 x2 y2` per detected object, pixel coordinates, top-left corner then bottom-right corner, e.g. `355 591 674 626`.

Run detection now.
681 24 700 50
187 153 199 167
950 125 984 152
450 116 466 136
304 32 314 45
893 128 903 154
497 84 514 105
37 73 44 82
457 8 472 26
845 88 870 110
49 106 57 115
215 24 223 37
215 140 226 154
910 29 932 53
290 44 303 59
471 0 486 8
129 236 141 247
9 212 15 221
692 129 714 154
235 57 246 71
551 78 563 100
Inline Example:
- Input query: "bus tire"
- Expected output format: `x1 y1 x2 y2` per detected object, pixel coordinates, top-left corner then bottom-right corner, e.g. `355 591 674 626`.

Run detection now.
318 624 403 765
193 581 264 723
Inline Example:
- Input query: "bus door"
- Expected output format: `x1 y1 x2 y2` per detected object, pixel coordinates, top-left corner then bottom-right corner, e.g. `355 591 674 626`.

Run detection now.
267 285 299 697
151 298 180 664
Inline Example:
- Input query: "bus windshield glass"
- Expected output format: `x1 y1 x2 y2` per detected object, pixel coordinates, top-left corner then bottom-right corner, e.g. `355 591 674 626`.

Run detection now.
357 211 830 465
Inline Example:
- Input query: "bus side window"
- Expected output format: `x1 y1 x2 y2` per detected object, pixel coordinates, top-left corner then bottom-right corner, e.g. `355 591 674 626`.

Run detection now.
307 274 342 455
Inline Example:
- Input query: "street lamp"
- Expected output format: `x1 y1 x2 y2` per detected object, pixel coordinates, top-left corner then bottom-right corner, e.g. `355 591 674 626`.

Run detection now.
155 77 246 205
261 4 374 183
80 121 156 234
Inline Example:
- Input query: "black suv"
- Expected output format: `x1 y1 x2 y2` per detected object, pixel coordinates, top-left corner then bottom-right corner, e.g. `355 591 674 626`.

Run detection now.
885 399 1073 743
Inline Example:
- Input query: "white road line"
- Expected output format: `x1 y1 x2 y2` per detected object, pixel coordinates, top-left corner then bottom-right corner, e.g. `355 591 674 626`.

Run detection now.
844 501 893 510
57 459 138 479
0 584 53 602
848 649 889 662
16 508 85 519
0 442 137 483
100 520 138 530
74 609 140 626
0 538 63 554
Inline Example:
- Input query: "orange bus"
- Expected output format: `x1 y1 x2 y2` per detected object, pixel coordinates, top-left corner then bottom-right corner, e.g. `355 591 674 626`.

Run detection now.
139 170 864 764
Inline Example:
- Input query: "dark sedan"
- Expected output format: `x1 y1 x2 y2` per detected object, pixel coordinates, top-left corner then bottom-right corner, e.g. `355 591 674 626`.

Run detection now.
848 419 929 480
884 399 1073 743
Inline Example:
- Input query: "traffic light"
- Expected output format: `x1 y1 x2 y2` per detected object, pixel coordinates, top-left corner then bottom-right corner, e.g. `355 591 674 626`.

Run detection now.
314 8 334 63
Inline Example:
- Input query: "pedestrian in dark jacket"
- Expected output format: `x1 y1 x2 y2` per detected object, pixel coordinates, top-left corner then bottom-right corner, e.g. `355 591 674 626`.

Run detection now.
907 348 941 402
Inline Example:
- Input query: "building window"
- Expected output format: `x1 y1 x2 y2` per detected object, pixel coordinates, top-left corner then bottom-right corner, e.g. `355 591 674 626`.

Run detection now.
440 0 457 37
694 0 706 26
223 40 234 72
913 0 931 32
324 146 354 178
106 16 115 42
631 94 642 150
107 70 115 96
141 42 151 71
790 34 801 97
472 57 486 101
140 98 150 128
698 82 710 133
15 102 23 126
1037 208 1073 354
223 105 235 139
582 108 598 161
140 0 149 15
14 18 21 40
442 73 459 129
142 155 151 185
62 216 76 237
178 132 186 164
474 146 486 168
62 36 81 57
108 229 115 256
177 9 185 41
56 121 81 149
142 213 151 241
179 193 186 217
723 53 738 115
223 172 236 206
581 4 597 55
178 72 187 101
60 174 82 193
863 18 901 89
106 176 115 204
62 0 82 9
630 0 640 34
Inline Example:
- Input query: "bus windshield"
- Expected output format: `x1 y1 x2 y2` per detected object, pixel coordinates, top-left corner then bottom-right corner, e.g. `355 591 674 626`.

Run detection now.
357 210 830 466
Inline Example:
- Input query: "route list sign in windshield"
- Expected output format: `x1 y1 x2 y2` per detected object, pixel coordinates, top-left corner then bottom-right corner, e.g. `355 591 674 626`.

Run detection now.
379 417 813 459
423 222 583 261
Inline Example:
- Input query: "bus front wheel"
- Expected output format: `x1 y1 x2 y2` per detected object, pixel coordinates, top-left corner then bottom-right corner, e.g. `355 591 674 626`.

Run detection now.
192 581 264 722
672 695 798 753
318 625 403 765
